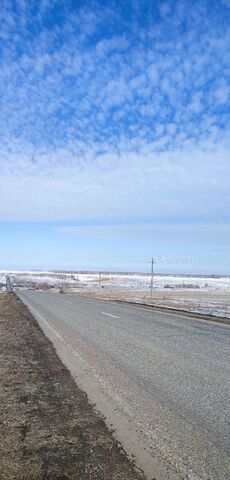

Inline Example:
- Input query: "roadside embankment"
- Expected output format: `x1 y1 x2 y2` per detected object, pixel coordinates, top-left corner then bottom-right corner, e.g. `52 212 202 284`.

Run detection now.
0 292 144 480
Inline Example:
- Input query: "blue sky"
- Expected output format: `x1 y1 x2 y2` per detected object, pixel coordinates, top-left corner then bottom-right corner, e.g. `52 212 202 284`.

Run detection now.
0 0 229 273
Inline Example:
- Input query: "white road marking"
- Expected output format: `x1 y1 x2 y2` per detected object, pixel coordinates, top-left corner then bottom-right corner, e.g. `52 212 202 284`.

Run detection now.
102 311 120 319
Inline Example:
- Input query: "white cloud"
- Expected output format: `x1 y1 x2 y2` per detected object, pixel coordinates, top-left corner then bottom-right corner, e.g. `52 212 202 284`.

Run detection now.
215 80 230 105
0 0 229 226
159 3 172 18
55 223 230 242
0 135 229 222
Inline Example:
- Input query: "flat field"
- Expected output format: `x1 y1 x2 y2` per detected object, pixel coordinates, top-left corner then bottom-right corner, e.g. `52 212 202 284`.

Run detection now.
2 270 230 319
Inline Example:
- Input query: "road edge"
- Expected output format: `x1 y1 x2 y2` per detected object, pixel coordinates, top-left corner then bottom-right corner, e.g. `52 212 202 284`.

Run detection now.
64 292 230 325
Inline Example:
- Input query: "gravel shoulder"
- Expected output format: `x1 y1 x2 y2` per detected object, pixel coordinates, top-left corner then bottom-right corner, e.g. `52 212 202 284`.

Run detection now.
0 292 144 480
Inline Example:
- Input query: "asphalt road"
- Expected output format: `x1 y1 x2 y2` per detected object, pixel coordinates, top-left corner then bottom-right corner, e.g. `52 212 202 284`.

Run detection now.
18 291 230 480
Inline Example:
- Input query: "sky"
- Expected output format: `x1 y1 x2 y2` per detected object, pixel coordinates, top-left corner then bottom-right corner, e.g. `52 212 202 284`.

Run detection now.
0 0 229 273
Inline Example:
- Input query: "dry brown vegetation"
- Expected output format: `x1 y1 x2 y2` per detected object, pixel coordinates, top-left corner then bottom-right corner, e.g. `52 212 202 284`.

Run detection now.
66 288 230 324
0 292 144 480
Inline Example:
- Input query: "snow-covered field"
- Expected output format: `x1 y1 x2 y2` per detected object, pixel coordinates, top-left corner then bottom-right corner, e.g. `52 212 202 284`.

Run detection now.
1 270 229 290
1 270 230 319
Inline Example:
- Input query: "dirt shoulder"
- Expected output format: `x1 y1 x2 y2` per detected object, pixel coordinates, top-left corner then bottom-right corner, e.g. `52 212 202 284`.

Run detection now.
0 292 144 480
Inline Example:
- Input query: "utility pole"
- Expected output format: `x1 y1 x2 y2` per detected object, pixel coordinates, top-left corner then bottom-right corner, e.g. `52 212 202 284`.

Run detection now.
99 272 101 290
150 258 154 299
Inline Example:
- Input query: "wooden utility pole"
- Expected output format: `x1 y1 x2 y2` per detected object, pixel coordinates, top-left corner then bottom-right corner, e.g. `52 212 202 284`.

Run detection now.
150 258 154 299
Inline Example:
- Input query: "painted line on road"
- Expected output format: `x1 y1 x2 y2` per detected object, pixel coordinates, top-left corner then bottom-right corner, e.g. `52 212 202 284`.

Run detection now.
102 311 120 319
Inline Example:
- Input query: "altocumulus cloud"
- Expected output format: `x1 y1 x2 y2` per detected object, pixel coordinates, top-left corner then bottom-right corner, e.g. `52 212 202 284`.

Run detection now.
0 0 229 225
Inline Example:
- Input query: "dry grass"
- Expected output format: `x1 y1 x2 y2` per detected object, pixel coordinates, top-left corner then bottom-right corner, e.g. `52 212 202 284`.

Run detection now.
65 288 230 323
0 293 144 480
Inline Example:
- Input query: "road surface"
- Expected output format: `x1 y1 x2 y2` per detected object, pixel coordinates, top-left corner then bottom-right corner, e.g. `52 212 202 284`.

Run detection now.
18 291 230 480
